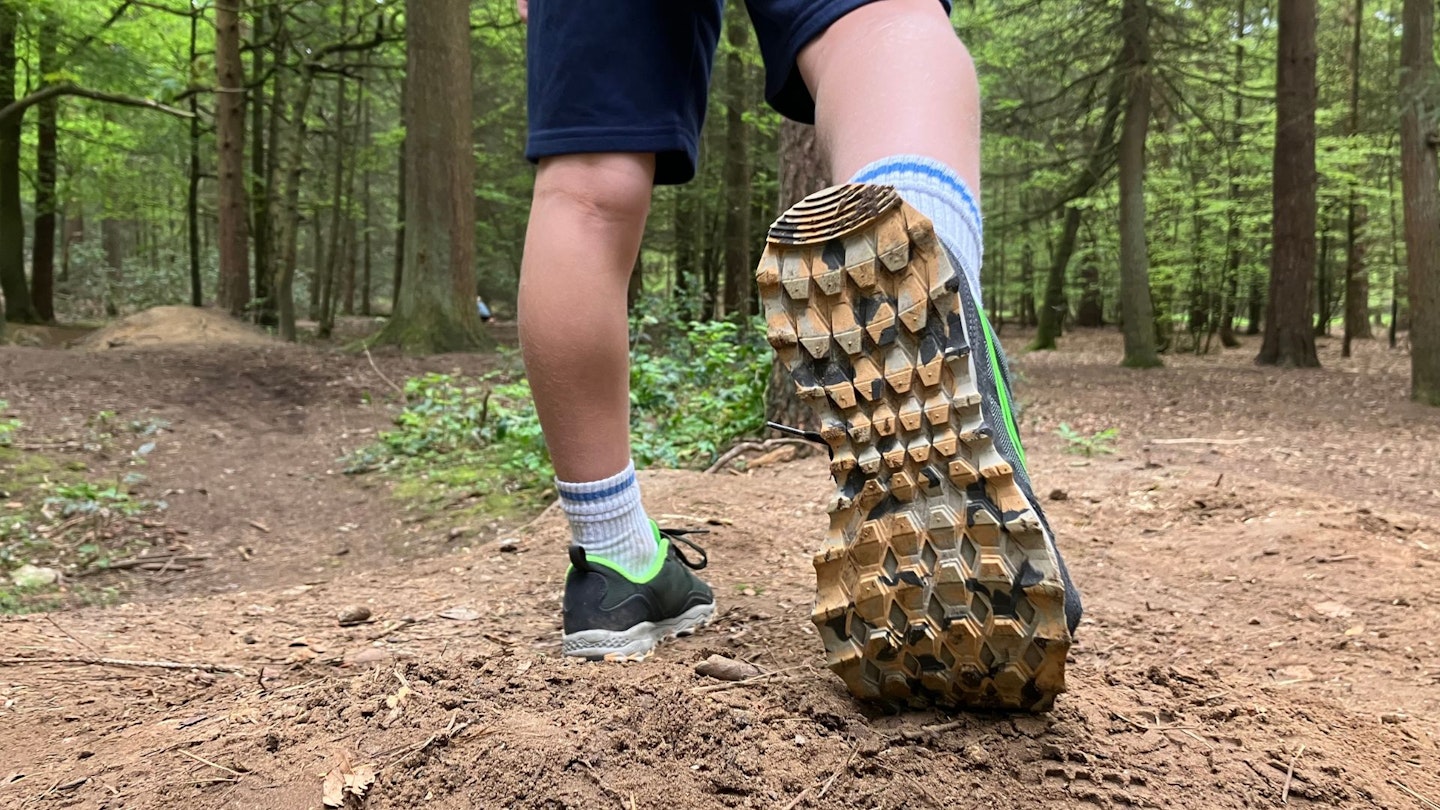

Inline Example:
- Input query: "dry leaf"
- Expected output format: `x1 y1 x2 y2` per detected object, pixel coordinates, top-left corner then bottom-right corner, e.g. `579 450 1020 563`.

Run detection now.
695 654 763 682
382 686 412 728
438 607 481 622
1311 601 1353 619
322 767 347 807
322 761 379 807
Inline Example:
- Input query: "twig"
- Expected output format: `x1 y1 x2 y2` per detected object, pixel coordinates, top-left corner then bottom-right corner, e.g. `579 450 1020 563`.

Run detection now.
1148 437 1263 446
0 655 250 675
818 748 859 799
1390 780 1440 810
364 347 405 396
894 719 970 742
44 615 101 657
705 439 815 474
1281 744 1305 804
178 749 244 778
778 785 814 810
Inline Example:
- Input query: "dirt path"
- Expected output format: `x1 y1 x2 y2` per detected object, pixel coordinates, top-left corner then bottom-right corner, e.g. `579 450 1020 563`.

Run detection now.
2 331 1438 809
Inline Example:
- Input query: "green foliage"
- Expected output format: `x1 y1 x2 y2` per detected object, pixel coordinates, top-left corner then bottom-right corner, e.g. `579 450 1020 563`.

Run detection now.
1056 423 1119 457
0 401 19 447
349 306 771 513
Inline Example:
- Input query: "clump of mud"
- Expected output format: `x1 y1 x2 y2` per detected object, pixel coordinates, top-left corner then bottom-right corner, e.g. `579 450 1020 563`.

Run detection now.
80 306 273 350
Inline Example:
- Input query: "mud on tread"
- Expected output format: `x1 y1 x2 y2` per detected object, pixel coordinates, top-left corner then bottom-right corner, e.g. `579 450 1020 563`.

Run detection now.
757 184 1072 711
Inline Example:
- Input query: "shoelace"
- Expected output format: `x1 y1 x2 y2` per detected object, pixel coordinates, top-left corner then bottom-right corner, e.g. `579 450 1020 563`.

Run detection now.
658 527 709 570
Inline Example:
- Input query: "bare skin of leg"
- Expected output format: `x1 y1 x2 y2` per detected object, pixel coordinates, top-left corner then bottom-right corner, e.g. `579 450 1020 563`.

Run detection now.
518 153 654 482
798 0 981 192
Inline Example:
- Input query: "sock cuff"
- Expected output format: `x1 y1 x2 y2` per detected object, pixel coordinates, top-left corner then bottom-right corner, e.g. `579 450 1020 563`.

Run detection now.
849 155 982 228
850 155 985 303
556 461 642 520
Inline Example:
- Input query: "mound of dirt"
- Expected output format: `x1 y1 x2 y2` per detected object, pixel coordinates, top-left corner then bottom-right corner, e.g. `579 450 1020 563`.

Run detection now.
80 306 273 350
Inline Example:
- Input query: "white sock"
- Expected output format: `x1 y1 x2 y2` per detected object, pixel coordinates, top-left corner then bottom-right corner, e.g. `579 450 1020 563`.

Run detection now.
849 155 985 305
555 461 659 579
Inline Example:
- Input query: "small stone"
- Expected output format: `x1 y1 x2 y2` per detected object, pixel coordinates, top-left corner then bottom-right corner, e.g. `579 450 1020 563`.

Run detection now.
1247 617 1261 626
337 605 372 626
348 647 391 666
10 564 59 588
1048 489 1069 501
498 540 519 553
1380 712 1409 724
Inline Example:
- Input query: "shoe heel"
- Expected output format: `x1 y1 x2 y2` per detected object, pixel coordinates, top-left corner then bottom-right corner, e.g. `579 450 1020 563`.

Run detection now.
758 184 1071 711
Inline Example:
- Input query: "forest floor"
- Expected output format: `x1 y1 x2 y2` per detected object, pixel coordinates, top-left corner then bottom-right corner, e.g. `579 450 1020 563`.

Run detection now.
1 323 1438 810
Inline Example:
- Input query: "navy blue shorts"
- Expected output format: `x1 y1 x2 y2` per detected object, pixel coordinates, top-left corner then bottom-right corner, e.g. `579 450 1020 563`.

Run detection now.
526 0 950 185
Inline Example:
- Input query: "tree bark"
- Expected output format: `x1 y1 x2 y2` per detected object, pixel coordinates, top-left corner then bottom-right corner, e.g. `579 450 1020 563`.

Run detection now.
250 4 272 323
373 0 488 352
767 120 828 431
721 4 753 318
188 7 203 307
0 1 37 324
1342 0 1371 355
1117 0 1162 368
1032 67 1126 351
275 62 316 342
1219 0 1247 349
32 15 58 322
1401 0 1440 403
215 0 250 315
1257 0 1320 368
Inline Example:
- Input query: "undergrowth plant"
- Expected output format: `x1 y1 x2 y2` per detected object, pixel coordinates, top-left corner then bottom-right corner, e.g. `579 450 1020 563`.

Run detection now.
0 400 19 446
1056 423 1119 457
347 304 771 506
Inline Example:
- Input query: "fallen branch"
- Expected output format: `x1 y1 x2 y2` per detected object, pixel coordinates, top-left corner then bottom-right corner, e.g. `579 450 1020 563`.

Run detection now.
1148 437 1263 446
691 664 808 693
0 654 249 675
704 439 815 474
363 347 405 396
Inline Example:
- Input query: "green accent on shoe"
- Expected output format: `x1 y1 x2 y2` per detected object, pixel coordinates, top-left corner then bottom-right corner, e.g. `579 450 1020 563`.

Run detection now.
979 308 1026 468
568 523 669 584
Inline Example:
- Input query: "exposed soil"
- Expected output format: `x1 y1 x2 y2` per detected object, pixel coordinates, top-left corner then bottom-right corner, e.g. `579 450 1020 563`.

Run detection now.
2 329 1438 810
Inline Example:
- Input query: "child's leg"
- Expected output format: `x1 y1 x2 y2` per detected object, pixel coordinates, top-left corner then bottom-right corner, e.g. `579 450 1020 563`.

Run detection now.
519 154 655 485
797 0 980 190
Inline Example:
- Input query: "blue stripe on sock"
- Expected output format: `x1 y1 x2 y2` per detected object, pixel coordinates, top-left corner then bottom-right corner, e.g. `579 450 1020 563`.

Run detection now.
557 472 637 503
852 160 982 225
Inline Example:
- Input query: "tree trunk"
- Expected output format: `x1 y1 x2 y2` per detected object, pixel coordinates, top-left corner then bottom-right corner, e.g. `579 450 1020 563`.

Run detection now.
188 7 203 307
319 5 351 340
361 80 373 317
275 64 317 342
392 76 406 314
250 4 272 324
1219 0 1247 349
1117 0 1162 368
1018 238 1036 327
102 218 123 317
721 4 753 318
674 187 698 320
768 119 828 430
1401 0 1440 403
0 2 37 324
1342 0 1371 356
373 0 488 352
32 15 58 323
1074 256 1103 327
343 77 364 318
215 0 250 316
1257 0 1320 368
1032 67 1126 350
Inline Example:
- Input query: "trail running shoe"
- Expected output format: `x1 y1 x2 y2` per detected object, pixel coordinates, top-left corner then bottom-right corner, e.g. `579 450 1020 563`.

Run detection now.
561 524 716 661
757 184 1082 711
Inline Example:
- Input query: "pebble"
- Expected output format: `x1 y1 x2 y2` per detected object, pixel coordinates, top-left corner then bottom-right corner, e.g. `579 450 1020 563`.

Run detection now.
337 605 372 626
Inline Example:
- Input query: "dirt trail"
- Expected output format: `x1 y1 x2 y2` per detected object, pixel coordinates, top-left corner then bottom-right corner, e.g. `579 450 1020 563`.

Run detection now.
2 331 1438 809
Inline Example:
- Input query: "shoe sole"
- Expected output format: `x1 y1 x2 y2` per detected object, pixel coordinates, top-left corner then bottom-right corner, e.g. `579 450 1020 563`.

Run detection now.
561 603 716 662
757 184 1071 711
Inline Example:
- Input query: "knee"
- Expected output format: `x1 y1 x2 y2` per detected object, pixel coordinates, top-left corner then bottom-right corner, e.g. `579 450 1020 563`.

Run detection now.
532 154 654 230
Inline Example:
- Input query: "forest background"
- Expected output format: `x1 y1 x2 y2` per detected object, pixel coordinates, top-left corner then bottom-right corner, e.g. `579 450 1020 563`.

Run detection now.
0 0 1437 405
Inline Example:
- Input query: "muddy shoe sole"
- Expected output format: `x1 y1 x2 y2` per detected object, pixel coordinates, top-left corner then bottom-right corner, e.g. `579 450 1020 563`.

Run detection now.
757 184 1072 711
